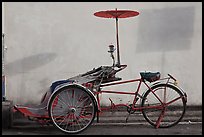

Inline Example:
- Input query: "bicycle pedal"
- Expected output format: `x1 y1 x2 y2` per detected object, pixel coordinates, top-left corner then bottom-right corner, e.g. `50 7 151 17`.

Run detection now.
125 113 131 123
125 118 128 123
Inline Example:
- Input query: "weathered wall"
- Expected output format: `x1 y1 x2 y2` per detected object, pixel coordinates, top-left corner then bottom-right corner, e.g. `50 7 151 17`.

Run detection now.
3 2 202 105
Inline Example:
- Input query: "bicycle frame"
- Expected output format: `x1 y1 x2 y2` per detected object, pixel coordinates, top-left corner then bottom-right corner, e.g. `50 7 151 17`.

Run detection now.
98 78 144 111
92 73 187 128
95 75 181 113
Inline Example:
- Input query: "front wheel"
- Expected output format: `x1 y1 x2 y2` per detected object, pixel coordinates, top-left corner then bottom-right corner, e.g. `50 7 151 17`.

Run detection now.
141 83 186 128
48 84 96 134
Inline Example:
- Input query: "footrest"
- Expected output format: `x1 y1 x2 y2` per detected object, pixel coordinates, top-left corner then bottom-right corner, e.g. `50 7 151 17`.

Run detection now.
13 105 49 118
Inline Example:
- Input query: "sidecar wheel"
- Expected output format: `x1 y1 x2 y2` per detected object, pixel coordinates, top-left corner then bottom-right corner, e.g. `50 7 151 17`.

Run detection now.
48 85 96 134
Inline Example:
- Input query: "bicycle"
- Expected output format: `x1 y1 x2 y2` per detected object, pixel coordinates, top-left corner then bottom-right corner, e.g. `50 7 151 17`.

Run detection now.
14 9 187 134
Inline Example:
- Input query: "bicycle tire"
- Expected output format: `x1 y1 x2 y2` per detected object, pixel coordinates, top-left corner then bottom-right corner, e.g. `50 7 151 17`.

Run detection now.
141 83 186 128
48 84 96 134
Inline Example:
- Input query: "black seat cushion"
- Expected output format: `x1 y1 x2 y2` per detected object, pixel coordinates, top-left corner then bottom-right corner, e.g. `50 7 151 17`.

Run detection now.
140 72 160 82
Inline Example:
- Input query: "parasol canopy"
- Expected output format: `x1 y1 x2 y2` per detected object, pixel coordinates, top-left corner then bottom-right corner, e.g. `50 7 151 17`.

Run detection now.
94 9 139 18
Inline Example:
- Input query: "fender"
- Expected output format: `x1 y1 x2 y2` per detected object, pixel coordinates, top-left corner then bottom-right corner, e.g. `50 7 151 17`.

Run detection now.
166 82 187 103
141 81 187 103
47 83 99 112
141 81 162 98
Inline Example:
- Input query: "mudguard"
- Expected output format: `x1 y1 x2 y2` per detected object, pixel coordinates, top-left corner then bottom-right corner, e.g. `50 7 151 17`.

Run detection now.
47 83 99 112
141 81 187 103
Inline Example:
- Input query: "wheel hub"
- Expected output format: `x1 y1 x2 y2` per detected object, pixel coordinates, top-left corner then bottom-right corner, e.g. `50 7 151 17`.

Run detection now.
70 108 76 113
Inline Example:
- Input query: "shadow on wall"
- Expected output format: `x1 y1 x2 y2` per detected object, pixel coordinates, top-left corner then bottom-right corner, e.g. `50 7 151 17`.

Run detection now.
136 6 195 53
5 52 57 76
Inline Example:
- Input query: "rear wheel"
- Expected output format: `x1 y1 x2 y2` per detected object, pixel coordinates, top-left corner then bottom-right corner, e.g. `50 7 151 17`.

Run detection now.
141 83 186 128
48 85 96 134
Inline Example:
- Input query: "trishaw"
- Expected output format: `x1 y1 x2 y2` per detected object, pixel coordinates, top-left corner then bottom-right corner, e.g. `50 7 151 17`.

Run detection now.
14 9 187 134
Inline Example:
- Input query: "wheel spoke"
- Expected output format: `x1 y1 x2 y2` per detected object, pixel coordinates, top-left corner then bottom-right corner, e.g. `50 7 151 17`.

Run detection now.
49 85 96 134
142 84 186 128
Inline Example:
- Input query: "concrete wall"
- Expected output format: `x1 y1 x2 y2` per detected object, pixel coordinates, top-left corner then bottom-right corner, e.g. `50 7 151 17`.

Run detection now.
3 2 202 105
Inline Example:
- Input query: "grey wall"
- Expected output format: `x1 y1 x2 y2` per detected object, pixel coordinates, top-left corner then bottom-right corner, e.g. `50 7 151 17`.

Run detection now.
3 2 202 105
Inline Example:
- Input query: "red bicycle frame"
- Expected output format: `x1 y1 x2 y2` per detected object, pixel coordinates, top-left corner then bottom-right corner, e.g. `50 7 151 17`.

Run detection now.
96 77 164 111
93 75 177 123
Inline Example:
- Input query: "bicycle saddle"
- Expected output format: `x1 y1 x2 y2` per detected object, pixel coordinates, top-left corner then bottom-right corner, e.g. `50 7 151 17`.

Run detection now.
140 72 160 82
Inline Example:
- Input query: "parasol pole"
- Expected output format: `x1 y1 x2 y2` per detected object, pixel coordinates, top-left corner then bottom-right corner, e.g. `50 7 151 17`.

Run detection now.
115 8 121 67
94 8 139 67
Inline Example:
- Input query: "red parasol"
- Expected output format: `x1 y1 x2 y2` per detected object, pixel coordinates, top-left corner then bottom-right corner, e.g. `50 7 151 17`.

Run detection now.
94 9 139 18
94 9 139 67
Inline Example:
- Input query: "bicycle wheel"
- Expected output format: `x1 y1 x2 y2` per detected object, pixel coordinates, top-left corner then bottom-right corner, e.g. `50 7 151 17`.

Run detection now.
48 84 96 134
141 83 186 128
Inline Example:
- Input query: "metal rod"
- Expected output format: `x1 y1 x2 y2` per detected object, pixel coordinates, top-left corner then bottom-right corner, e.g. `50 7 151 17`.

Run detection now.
100 78 142 87
100 90 136 95
116 16 120 67
2 33 5 75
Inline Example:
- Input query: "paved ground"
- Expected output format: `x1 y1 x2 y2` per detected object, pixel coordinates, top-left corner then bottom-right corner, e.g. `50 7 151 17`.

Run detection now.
2 122 202 135
2 105 202 135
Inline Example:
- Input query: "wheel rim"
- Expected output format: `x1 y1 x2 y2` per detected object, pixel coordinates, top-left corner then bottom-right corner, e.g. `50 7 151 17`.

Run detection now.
142 84 186 128
49 86 95 133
